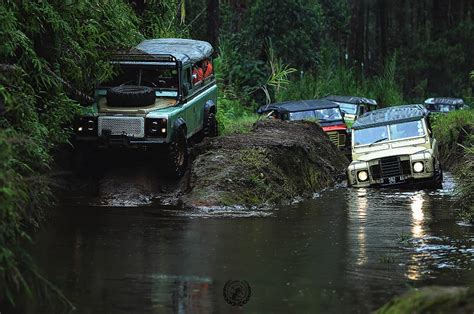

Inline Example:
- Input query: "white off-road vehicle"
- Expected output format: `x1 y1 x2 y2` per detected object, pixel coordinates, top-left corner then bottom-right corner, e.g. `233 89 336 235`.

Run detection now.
347 105 443 188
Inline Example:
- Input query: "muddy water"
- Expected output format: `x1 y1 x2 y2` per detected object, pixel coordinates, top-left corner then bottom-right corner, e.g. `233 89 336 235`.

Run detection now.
29 170 473 313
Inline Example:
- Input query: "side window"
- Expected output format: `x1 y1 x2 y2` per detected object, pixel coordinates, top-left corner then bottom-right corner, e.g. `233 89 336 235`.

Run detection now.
192 62 204 87
203 59 214 79
359 105 366 115
183 67 192 94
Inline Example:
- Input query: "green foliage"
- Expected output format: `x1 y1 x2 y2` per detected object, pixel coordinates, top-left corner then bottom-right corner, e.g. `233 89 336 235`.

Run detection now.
136 0 188 38
456 145 474 223
216 95 258 136
376 287 474 314
432 110 474 165
0 0 182 307
242 0 323 69
277 50 403 106
432 110 474 222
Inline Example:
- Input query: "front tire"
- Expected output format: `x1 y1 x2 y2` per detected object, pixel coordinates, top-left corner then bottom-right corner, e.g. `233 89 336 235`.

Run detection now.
166 127 188 178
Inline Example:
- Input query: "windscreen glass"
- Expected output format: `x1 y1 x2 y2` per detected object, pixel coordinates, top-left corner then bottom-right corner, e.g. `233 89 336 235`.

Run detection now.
101 65 178 90
389 120 425 140
289 108 343 121
354 125 388 146
354 120 425 146
338 103 358 115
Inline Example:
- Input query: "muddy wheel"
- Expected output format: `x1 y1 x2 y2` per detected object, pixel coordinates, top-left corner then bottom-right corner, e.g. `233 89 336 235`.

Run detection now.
203 112 218 138
166 127 188 178
434 165 444 189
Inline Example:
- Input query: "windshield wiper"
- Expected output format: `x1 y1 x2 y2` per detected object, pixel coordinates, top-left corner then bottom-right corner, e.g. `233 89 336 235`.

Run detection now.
368 137 388 146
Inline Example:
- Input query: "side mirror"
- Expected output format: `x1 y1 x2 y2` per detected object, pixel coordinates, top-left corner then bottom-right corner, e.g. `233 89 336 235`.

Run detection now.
341 112 345 118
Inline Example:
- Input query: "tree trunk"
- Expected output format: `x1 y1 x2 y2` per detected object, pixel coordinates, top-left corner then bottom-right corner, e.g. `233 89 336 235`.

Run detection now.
207 0 219 48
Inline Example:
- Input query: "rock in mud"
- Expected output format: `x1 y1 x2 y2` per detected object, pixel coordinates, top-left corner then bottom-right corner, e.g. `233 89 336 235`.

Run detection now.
183 120 348 208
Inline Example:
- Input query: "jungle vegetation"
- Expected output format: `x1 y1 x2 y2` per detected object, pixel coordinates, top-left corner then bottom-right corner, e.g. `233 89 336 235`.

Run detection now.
0 0 473 308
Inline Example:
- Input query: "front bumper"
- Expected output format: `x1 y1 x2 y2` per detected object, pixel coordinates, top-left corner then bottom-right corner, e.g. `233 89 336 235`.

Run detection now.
75 134 167 148
347 154 439 188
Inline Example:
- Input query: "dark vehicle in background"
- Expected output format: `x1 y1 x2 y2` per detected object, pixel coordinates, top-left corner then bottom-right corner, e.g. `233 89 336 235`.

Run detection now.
324 95 378 127
424 97 465 113
257 99 350 152
347 105 443 188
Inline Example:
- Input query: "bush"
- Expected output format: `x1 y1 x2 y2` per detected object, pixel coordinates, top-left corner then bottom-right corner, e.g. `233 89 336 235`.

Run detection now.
431 109 474 166
0 0 175 307
432 109 474 223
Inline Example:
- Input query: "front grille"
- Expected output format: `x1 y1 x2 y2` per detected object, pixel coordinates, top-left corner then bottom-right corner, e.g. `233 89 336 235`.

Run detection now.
370 158 411 180
98 116 145 138
327 131 339 146
379 156 402 178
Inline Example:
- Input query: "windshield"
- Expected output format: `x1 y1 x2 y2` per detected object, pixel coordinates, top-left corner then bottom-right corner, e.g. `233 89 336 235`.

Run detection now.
337 102 358 115
354 120 425 146
100 65 179 90
354 125 388 146
288 108 343 121
427 104 456 112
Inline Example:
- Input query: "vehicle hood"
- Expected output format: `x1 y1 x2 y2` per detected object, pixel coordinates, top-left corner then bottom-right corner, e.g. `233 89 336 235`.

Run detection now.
355 146 429 162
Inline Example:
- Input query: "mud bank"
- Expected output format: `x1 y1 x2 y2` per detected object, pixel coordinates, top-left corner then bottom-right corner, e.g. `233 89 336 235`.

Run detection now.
182 120 348 208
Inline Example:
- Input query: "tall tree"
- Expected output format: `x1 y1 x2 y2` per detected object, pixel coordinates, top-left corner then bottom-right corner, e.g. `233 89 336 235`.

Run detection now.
207 0 219 48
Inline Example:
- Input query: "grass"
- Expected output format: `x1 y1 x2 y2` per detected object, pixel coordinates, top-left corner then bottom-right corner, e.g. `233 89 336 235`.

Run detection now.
432 109 474 223
396 232 411 243
376 286 474 314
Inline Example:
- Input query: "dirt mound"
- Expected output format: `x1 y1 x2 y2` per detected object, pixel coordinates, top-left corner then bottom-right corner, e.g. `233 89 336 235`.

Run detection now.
182 120 349 208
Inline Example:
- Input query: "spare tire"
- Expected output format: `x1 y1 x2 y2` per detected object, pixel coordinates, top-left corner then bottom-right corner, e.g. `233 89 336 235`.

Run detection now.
106 85 155 107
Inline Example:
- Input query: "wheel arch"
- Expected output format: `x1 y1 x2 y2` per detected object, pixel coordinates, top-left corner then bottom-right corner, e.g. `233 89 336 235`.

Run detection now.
172 118 187 140
204 100 217 118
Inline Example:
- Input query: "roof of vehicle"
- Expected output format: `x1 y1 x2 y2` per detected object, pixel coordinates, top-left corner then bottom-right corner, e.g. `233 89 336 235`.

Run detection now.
324 95 378 106
424 97 464 105
352 104 428 130
257 99 340 114
115 38 214 65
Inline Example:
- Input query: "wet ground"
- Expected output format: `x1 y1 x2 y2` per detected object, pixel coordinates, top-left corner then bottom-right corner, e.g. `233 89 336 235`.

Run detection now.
28 167 473 313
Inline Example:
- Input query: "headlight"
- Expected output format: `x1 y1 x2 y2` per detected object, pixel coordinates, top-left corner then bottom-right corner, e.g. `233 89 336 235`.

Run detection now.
146 118 167 137
413 161 424 173
357 170 369 182
75 116 97 136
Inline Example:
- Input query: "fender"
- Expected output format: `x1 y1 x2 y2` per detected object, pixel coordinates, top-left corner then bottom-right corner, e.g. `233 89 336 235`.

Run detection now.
172 118 187 140
204 100 216 120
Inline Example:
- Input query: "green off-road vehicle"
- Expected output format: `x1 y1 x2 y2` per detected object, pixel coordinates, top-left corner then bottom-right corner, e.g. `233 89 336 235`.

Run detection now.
347 105 443 188
74 38 218 177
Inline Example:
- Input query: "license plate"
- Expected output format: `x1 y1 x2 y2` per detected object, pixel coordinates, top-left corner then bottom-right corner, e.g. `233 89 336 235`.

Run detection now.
384 176 404 185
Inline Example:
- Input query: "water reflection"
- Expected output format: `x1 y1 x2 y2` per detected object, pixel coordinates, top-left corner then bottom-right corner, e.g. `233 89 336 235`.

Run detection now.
410 191 427 239
355 189 368 266
407 191 428 280
27 173 473 313
151 274 213 313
